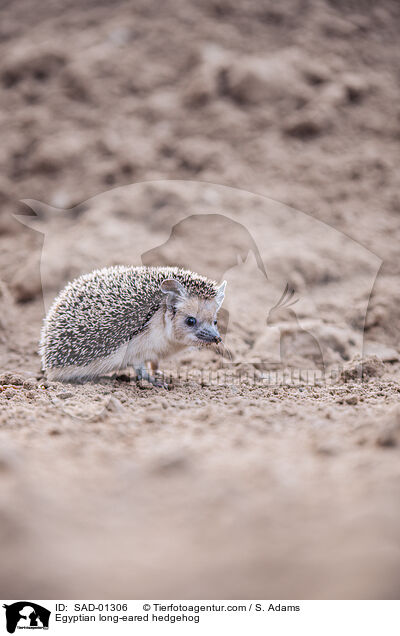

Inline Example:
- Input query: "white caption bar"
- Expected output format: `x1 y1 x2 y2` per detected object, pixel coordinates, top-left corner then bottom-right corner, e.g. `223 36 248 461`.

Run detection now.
1 600 399 635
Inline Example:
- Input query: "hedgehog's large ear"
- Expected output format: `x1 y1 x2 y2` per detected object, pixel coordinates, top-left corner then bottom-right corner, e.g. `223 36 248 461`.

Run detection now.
215 280 227 309
160 278 188 309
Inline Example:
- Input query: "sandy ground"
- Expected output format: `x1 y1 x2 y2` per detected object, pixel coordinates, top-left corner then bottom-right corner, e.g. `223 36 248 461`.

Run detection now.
0 0 400 599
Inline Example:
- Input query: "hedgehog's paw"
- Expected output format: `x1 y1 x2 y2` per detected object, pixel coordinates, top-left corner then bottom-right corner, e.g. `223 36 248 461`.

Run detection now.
135 365 169 389
153 369 174 389
152 377 169 389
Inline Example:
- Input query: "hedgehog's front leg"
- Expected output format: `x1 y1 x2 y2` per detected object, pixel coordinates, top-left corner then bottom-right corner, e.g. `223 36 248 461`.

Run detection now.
134 364 151 383
134 362 166 388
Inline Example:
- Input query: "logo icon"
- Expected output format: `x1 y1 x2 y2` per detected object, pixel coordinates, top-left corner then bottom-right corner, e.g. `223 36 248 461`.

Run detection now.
2 603 50 633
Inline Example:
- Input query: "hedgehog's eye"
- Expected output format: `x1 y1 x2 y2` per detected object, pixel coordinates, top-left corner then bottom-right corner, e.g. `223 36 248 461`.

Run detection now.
185 316 197 327
213 320 217 325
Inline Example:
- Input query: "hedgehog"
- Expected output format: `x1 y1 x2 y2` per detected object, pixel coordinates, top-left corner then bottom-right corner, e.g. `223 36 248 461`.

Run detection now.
39 266 227 384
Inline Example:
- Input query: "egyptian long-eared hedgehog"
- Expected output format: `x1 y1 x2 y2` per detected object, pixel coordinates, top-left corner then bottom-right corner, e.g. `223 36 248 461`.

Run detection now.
39 266 227 384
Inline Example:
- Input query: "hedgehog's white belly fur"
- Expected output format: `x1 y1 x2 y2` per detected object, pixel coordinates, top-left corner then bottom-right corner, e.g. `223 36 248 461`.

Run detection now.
47 308 182 382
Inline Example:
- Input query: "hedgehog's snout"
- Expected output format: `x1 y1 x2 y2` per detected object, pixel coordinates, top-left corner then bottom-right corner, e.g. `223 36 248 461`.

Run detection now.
196 325 221 344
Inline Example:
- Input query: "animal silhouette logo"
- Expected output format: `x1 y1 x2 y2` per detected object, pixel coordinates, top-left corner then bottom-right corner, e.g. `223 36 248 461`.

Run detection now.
15 180 382 397
2 602 50 633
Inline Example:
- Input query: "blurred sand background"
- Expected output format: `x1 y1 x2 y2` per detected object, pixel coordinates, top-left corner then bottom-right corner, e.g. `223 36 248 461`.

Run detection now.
0 0 400 599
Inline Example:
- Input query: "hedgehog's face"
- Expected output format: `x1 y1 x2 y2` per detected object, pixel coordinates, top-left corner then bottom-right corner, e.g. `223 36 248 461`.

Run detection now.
173 296 222 346
161 279 226 348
